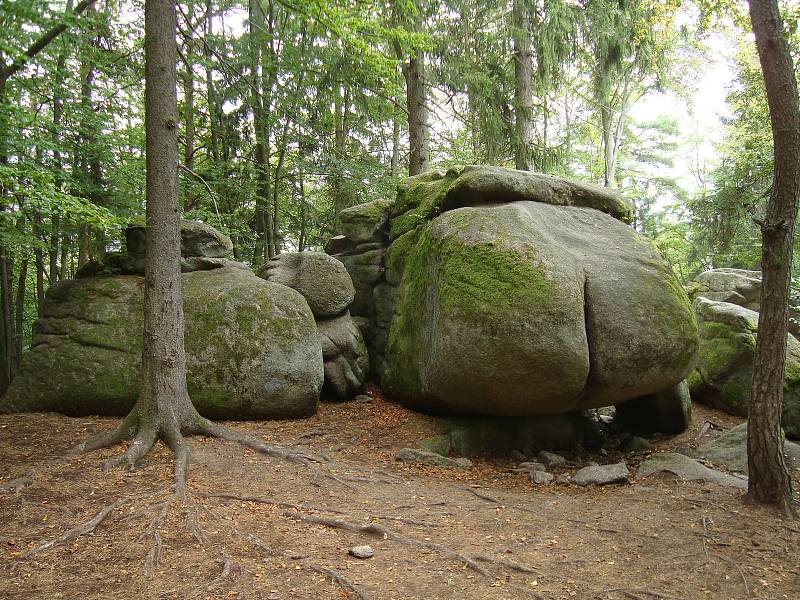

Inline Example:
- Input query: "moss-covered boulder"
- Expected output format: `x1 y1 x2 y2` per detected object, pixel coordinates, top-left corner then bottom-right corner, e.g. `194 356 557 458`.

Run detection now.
338 198 394 245
383 199 697 416
1 268 323 419
389 165 633 240
688 297 800 438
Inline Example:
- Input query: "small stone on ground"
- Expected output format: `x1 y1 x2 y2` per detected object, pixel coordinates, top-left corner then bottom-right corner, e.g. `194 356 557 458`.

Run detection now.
530 470 554 484
574 462 629 486
349 545 374 559
538 450 567 468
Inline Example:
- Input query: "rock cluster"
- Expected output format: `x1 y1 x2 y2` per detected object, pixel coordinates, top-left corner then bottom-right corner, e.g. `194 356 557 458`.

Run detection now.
2 221 369 418
77 218 247 278
258 252 368 398
687 295 800 438
331 165 698 430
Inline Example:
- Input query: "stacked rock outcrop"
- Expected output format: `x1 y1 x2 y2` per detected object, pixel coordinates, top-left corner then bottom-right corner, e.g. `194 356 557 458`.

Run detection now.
2 220 325 419
330 165 698 432
257 252 368 398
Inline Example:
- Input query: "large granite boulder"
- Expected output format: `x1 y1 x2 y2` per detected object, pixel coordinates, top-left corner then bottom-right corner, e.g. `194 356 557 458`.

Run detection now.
257 252 355 318
687 297 800 438
1 268 324 419
384 194 696 415
332 166 698 426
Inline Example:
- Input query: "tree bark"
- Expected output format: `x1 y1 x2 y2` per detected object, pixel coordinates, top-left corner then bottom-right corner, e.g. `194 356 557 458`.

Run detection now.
14 257 27 367
512 0 535 172
745 0 800 515
182 17 196 211
394 0 429 176
0 250 13 394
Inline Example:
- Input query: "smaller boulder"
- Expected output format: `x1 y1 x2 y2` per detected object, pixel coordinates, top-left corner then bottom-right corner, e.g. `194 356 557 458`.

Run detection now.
696 423 800 474
537 451 567 469
316 312 369 398
339 198 394 244
530 471 554 484
574 463 629 486
348 545 374 559
258 252 356 319
126 218 234 259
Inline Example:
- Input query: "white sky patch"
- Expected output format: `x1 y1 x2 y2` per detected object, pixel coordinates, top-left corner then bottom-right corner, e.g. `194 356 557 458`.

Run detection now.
631 29 737 198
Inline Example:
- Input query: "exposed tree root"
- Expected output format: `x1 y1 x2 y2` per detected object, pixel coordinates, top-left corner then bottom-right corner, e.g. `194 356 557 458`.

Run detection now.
279 510 489 576
309 564 371 600
206 492 436 528
24 496 135 556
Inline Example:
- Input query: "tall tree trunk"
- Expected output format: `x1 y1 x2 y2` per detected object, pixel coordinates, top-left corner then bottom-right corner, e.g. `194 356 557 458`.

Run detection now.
745 0 800 515
512 0 535 172
0 251 13 394
391 109 401 177
14 257 27 367
203 2 221 165
183 19 196 211
394 0 429 176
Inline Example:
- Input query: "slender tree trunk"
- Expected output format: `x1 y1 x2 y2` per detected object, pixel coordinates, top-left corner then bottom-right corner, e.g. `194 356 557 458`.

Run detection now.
394 0 429 176
0 250 13 395
204 2 221 164
14 257 27 366
745 0 800 515
183 21 196 211
391 110 401 177
512 0 535 172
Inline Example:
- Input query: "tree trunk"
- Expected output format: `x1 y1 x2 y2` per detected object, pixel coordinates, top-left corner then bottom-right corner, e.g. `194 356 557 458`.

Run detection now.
0 250 13 394
391 109 401 177
183 20 196 211
512 0 535 172
745 0 800 515
394 0 429 176
14 257 27 367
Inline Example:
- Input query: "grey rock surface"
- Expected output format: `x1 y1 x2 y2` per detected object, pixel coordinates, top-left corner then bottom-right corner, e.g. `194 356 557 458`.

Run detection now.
637 452 747 489
530 471 554 484
348 545 374 559
126 218 234 259
538 451 567 469
258 252 355 319
1 268 323 419
316 312 369 398
696 423 800 474
574 463 630 486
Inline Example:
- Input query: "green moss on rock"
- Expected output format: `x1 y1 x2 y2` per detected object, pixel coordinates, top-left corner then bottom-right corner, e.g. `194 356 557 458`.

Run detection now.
1 268 323 420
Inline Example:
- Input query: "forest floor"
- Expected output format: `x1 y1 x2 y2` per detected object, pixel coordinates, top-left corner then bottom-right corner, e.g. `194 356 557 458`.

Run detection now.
0 387 798 600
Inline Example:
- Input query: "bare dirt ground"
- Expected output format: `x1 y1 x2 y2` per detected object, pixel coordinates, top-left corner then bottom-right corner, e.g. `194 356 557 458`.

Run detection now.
1 387 798 600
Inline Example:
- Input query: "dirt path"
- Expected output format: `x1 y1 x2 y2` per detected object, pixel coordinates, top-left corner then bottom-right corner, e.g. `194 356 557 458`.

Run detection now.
1 392 798 599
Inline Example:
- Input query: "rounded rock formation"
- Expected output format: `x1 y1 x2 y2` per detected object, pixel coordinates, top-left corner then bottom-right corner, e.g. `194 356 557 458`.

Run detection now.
1 268 324 419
